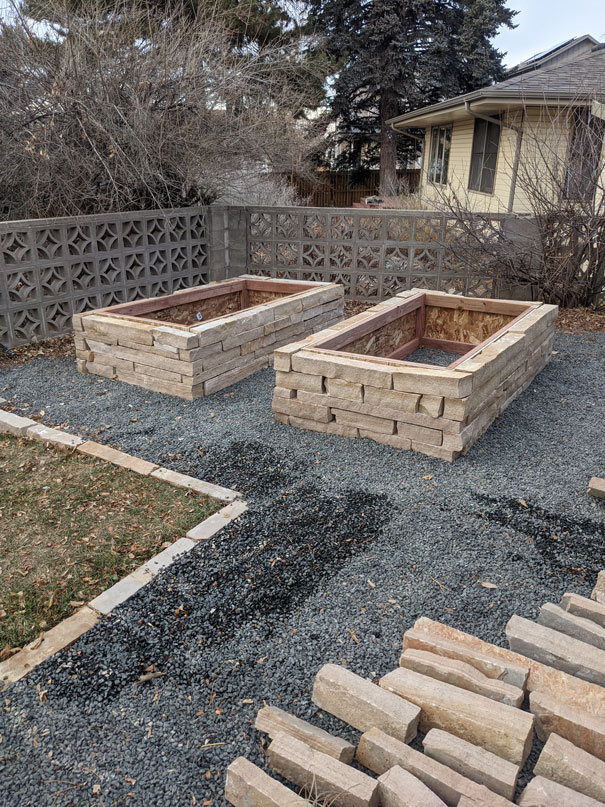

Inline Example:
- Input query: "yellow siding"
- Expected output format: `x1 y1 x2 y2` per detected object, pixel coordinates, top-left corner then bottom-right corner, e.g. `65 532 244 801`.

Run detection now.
418 107 572 214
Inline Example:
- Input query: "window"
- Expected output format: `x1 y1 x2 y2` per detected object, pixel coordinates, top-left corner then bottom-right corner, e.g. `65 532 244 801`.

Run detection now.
427 125 452 185
468 117 501 194
564 107 605 201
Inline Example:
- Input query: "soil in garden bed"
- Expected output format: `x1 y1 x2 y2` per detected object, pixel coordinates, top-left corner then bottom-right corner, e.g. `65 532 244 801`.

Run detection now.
0 434 222 650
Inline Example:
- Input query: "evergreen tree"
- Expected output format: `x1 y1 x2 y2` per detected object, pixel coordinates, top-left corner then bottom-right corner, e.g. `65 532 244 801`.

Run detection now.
310 0 515 195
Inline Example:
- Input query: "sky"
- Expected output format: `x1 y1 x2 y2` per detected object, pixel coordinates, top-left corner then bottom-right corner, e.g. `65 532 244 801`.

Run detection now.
493 0 605 67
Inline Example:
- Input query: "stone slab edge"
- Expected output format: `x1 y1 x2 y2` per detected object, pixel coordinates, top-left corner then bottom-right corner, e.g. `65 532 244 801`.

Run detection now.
0 405 244 687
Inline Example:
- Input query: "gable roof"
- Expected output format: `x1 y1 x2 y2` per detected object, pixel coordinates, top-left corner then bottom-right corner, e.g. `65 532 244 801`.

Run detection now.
506 34 598 77
390 39 605 129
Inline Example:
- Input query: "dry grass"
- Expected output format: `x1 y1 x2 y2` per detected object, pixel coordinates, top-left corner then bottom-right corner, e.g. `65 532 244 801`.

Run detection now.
0 434 222 651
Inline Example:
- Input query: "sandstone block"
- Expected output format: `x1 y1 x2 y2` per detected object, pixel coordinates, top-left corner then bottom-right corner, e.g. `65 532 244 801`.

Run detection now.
204 356 268 395
273 387 296 400
363 386 419 413
402 627 529 689
442 396 469 421
399 648 524 707
26 425 82 450
358 431 412 450
150 467 238 502
418 394 444 418
288 416 358 438
411 442 460 462
456 333 526 389
201 345 242 371
134 363 182 383
333 409 395 435
506 615 605 686
312 663 419 744
562 592 605 630
0 410 38 436
517 776 603 807
291 351 393 389
392 368 472 398
355 728 514 807
529 690 605 760
83 314 154 345
221 325 265 351
593 572 605 606
379 667 533 765
120 338 179 357
78 441 158 475
255 706 355 763
267 733 379 807
422 728 519 800
539 603 605 651
534 732 605 802
225 756 307 806
378 766 446 807
397 422 442 446
589 478 605 500
272 397 331 424
151 326 198 350
114 344 198 376
410 617 605 718
326 378 363 402
275 371 324 393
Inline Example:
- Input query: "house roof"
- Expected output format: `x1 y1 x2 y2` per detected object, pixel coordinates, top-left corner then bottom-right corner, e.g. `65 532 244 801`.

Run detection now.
506 34 599 77
390 39 605 129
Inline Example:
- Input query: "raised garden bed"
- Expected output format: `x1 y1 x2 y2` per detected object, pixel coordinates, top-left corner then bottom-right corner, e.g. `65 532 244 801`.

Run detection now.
272 289 558 461
73 275 344 399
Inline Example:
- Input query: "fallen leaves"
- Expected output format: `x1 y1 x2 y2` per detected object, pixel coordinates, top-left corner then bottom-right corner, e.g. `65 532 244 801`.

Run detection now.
479 581 497 589
518 498 528 508
136 671 165 685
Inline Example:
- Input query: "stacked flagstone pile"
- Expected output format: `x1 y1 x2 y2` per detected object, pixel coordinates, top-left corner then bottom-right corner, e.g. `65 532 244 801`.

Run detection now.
272 291 557 461
74 281 344 400
225 573 605 806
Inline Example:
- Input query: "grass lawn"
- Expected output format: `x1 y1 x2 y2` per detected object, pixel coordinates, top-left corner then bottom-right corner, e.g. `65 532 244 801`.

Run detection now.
0 434 223 651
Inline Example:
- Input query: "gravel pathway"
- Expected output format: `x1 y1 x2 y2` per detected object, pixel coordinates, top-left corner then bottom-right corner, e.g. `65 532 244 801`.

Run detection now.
1 331 604 806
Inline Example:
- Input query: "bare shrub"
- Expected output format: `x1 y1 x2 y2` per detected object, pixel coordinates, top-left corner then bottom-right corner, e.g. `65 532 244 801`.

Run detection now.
437 101 605 307
0 0 321 219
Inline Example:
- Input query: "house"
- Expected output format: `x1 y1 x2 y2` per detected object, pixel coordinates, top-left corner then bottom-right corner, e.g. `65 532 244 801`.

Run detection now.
388 36 605 213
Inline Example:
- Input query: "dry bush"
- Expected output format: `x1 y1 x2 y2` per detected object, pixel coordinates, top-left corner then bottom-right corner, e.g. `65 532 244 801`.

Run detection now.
0 0 322 218
437 101 605 307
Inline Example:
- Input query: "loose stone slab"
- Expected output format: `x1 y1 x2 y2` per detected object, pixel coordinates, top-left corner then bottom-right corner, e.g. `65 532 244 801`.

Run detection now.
355 728 514 807
422 729 519 800
225 756 308 806
255 706 355 763
562 592 605 630
26 424 83 449
589 478 605 500
517 776 604 806
412 617 605 718
78 441 158 476
379 667 534 765
506 615 605 686
267 733 379 807
312 663 420 744
593 572 605 606
402 627 529 688
150 467 239 502
529 690 605 760
378 766 447 807
534 733 605 802
538 603 605 651
399 648 524 707
0 410 37 436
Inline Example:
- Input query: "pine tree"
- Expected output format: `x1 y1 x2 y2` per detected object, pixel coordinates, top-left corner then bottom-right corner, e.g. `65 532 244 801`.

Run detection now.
310 0 515 195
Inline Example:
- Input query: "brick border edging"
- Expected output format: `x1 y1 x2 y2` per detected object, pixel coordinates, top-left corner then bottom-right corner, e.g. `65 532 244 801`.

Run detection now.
0 405 246 686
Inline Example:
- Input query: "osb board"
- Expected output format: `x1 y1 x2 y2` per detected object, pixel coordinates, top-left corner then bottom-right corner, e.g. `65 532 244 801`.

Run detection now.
423 305 515 345
339 310 417 357
248 289 290 306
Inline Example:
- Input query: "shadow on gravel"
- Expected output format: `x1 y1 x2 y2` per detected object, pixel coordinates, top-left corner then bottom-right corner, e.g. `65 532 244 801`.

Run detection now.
474 492 605 578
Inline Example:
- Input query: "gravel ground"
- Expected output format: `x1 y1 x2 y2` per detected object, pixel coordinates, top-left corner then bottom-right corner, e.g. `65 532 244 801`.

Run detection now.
1 331 604 806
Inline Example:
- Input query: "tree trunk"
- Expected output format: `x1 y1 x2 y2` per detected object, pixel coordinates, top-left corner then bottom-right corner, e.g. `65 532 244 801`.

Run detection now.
379 89 399 197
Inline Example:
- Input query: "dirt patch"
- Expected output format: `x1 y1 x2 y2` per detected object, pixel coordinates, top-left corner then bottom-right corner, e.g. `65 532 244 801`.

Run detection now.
557 307 605 333
0 434 222 651
0 334 75 370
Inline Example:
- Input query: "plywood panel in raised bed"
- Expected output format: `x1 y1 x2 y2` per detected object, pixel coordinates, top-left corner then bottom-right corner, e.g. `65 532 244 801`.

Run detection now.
423 305 515 346
339 310 417 357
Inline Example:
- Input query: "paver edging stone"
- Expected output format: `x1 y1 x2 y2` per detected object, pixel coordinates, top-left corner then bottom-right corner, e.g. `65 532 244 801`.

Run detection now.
0 403 244 686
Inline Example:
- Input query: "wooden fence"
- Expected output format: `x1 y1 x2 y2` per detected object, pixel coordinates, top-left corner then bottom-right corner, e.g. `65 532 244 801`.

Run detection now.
289 170 421 208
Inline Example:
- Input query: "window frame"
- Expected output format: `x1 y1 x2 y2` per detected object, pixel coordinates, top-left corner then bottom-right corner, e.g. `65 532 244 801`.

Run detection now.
427 125 452 186
564 106 605 202
468 116 501 195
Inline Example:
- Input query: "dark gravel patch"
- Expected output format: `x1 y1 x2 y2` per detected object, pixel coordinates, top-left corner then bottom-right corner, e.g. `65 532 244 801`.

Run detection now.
1 331 604 806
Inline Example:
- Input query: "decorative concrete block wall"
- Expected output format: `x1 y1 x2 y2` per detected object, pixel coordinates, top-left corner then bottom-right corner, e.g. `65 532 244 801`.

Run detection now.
272 291 557 461
74 276 344 399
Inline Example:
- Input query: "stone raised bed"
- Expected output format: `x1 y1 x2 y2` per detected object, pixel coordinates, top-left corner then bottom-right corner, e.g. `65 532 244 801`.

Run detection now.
73 276 344 399
272 289 557 461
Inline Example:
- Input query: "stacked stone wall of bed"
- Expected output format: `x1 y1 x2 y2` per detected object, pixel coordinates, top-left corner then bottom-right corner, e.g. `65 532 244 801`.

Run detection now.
272 292 557 462
74 283 344 399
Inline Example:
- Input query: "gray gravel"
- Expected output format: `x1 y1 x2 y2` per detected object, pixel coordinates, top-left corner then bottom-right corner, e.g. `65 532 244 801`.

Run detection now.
1 331 604 806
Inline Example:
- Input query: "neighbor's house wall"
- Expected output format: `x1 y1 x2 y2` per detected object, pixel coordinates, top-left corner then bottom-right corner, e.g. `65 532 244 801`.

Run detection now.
419 107 573 214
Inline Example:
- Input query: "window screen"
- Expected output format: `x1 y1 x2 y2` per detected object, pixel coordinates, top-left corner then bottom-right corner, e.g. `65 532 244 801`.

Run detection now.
565 107 605 201
427 125 452 185
468 117 501 194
